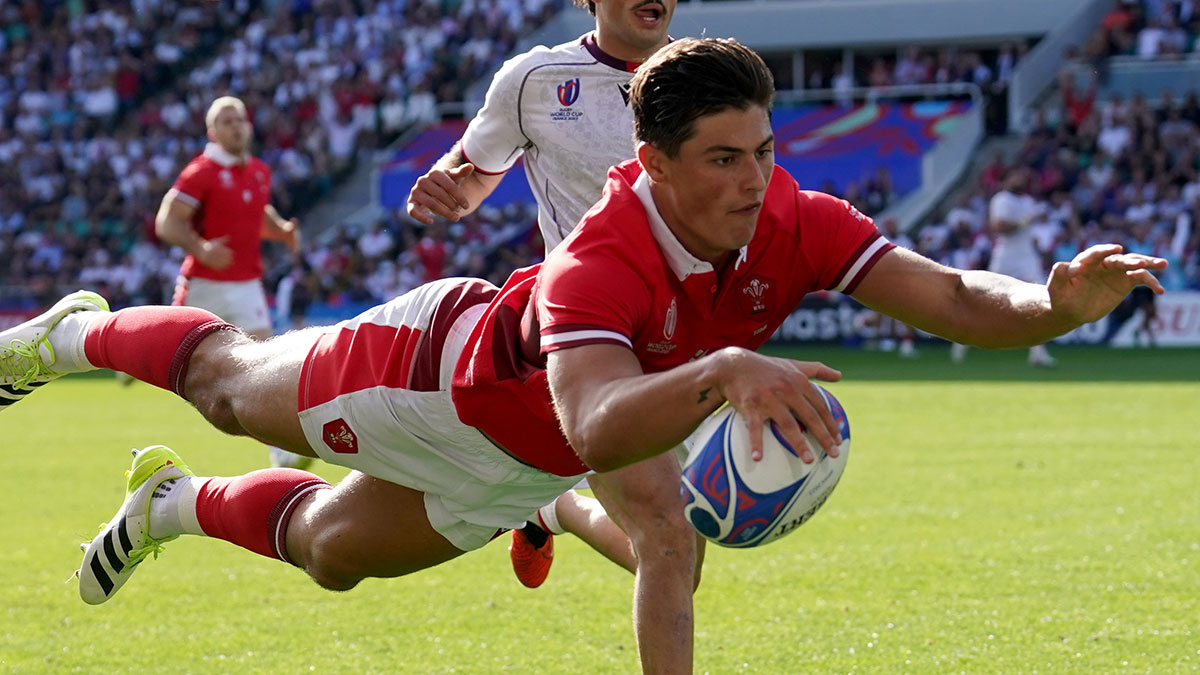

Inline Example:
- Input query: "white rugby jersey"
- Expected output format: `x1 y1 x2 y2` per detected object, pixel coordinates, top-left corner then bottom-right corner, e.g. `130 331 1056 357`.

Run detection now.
988 189 1043 281
461 33 642 251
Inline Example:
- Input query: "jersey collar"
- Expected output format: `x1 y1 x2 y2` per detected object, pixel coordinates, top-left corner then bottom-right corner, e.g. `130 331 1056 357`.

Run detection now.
203 142 248 167
631 171 718 281
581 33 644 73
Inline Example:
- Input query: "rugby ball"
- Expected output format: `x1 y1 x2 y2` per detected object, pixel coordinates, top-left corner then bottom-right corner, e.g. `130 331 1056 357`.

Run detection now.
680 385 850 548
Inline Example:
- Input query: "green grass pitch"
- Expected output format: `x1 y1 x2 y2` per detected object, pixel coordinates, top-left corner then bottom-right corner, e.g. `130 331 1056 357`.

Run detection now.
2 345 1198 673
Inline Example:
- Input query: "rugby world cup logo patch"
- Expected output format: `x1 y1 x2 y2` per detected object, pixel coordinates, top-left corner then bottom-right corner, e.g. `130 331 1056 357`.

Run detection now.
647 296 679 355
557 78 580 106
551 79 583 122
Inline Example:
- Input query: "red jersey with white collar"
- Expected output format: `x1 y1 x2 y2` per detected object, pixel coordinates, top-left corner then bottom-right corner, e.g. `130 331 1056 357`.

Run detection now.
169 143 273 281
453 160 893 476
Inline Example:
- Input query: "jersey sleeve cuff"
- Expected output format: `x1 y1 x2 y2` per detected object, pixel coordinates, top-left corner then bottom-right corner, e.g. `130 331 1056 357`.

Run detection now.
168 187 201 208
832 234 896 294
540 326 633 355
460 143 513 176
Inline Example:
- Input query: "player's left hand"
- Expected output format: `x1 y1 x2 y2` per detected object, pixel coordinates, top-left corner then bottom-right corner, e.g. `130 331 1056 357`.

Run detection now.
1047 244 1168 325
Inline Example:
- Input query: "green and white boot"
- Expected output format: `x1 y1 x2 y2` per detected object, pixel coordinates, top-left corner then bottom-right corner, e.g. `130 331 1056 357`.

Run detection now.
77 445 194 605
0 290 107 410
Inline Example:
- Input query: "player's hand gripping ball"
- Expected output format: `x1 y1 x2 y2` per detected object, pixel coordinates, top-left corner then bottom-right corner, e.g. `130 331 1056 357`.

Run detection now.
680 384 850 548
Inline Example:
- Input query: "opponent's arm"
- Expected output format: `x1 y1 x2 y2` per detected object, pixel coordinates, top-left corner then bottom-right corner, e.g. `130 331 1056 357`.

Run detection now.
406 142 504 224
155 191 232 269
547 344 842 473
990 211 1023 235
262 204 300 252
851 245 1167 349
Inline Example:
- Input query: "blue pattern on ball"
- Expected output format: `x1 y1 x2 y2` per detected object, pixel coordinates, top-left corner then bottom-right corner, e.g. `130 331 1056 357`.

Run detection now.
681 385 850 548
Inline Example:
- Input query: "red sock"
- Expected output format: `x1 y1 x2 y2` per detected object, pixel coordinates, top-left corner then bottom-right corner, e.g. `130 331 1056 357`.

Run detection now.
83 306 238 397
194 469 329 564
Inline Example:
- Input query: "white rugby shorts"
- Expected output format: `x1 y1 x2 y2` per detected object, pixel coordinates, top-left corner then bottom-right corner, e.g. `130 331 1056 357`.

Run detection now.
173 276 272 334
295 277 584 551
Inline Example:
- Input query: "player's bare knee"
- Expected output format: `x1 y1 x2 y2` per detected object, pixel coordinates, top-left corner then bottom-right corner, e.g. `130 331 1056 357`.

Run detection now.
305 563 364 592
297 522 374 591
189 387 245 436
294 534 366 591
629 516 697 563
183 337 252 435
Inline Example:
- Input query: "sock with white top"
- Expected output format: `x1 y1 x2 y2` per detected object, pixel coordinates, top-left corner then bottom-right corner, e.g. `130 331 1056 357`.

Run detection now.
536 498 565 536
147 475 207 539
46 311 104 374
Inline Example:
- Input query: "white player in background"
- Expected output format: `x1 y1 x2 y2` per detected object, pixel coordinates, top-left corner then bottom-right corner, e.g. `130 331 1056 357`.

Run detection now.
406 0 676 588
952 167 1057 366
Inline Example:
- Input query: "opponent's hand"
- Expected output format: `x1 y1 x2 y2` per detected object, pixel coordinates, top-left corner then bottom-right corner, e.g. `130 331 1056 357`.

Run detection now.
197 236 234 269
713 348 843 464
1048 244 1168 325
407 163 476 224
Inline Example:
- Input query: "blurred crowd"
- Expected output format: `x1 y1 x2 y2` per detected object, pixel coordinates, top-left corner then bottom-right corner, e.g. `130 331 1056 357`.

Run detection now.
3 0 1199 325
888 0 1200 294
805 44 1021 95
903 87 1200 293
1085 0 1200 62
0 0 562 309
272 203 543 327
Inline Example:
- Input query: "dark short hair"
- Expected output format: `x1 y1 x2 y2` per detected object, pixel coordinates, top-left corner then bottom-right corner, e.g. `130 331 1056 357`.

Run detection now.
572 0 596 15
630 38 774 158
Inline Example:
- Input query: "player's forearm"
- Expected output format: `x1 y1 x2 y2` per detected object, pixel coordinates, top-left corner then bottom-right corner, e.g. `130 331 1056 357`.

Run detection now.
432 143 501 217
155 212 205 255
552 352 730 472
990 219 1021 234
261 205 293 239
943 270 1075 348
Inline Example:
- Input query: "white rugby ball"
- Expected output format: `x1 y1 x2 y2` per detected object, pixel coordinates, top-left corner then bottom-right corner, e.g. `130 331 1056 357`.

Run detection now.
680 385 850 548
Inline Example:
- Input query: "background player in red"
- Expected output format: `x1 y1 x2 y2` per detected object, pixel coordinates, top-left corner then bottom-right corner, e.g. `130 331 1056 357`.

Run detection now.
154 96 308 469
0 39 1167 675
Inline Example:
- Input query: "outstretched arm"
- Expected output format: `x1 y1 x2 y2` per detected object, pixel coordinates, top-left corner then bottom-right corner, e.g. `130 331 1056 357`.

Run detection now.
851 245 1167 349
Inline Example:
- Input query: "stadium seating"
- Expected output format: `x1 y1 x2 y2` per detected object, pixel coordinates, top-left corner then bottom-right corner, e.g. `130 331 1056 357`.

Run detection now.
4 0 1196 326
915 0 1200 292
0 0 563 313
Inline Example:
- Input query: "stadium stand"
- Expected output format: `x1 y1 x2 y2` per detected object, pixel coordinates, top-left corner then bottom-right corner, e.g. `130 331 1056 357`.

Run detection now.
3 0 1197 335
0 0 563 314
917 0 1200 295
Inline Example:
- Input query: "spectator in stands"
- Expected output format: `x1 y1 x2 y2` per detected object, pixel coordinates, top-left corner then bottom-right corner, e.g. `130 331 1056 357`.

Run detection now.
832 64 855 107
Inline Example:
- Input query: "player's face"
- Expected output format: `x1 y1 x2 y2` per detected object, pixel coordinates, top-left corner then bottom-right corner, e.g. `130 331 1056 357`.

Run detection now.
593 0 675 61
642 105 774 265
208 106 252 155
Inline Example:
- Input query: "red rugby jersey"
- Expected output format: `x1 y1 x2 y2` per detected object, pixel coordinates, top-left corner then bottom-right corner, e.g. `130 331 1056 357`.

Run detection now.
453 160 893 476
170 143 273 282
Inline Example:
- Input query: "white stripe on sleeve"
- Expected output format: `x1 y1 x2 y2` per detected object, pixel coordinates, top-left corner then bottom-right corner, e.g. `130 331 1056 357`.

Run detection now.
833 237 891 293
541 329 633 349
168 187 201 208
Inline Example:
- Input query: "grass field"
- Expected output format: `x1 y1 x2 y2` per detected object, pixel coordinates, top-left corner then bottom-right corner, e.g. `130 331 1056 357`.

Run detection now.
2 345 1198 674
